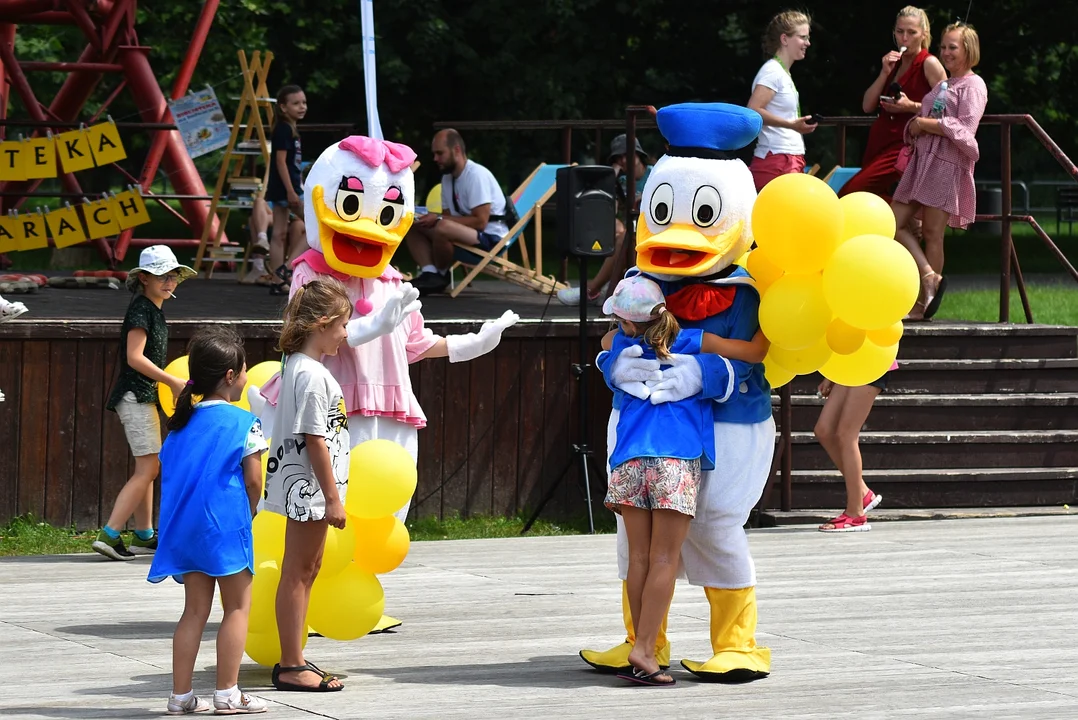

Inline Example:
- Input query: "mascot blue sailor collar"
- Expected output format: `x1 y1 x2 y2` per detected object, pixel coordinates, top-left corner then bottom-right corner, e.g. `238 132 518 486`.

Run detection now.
621 102 772 423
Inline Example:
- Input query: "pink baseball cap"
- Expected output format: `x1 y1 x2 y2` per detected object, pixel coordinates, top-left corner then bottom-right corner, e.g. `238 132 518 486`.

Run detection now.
602 275 667 322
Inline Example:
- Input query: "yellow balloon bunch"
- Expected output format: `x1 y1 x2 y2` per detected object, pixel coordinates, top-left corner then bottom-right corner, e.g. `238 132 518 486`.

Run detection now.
747 175 917 388
158 358 281 417
243 438 417 665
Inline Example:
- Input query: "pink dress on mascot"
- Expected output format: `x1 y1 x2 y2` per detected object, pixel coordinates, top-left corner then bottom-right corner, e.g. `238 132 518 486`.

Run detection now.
255 136 518 528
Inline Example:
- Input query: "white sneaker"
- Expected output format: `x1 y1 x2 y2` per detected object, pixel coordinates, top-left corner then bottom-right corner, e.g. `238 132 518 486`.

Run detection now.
557 286 602 307
240 259 267 285
166 693 211 715
0 388 5 403
213 688 267 714
0 295 28 322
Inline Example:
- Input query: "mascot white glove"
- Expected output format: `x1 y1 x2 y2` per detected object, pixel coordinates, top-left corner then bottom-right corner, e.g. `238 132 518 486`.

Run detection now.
446 310 520 363
647 354 704 404
346 282 422 347
609 344 662 400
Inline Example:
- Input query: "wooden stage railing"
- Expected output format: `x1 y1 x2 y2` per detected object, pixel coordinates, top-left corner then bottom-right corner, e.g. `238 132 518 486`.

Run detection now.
0 319 613 530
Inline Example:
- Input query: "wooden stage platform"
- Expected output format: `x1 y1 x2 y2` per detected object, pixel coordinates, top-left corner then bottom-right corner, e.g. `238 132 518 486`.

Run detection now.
0 279 613 530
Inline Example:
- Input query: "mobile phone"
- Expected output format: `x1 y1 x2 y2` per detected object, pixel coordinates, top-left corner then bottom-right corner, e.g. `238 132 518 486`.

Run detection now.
880 95 896 104
888 81 903 96
805 114 822 125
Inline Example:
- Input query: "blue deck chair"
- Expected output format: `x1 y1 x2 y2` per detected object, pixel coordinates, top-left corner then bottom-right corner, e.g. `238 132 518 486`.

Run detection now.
822 165 860 193
803 163 821 176
448 163 570 298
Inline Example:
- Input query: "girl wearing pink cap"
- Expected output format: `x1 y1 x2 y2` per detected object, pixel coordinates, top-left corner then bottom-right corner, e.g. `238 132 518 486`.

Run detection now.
599 274 768 686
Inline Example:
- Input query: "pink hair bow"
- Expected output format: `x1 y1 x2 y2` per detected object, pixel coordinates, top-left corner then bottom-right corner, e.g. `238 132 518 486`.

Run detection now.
338 136 417 174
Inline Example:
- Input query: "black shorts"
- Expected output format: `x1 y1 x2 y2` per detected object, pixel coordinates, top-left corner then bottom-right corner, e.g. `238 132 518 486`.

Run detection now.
868 372 890 391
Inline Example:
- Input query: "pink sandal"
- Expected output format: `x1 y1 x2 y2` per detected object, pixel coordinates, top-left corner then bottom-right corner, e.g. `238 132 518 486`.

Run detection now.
819 513 871 533
863 490 883 512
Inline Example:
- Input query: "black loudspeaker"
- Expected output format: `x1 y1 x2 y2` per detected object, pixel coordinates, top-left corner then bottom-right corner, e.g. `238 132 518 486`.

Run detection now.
556 165 616 257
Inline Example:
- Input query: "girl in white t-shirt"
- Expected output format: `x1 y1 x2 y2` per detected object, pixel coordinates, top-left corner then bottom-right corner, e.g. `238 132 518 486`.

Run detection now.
264 277 353 693
747 11 816 192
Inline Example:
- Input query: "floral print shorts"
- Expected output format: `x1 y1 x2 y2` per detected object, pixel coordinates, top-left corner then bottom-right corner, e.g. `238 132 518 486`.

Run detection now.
605 456 701 518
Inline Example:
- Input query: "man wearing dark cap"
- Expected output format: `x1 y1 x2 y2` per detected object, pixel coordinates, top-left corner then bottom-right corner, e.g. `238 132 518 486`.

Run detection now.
557 134 651 306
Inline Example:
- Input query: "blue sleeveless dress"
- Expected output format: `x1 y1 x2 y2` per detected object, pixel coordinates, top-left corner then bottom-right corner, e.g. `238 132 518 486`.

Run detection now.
148 403 258 583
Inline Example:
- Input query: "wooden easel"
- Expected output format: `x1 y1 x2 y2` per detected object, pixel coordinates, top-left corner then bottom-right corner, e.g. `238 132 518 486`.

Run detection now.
194 50 275 277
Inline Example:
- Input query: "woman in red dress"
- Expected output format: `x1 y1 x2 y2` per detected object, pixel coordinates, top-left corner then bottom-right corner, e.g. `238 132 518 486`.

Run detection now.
839 6 946 202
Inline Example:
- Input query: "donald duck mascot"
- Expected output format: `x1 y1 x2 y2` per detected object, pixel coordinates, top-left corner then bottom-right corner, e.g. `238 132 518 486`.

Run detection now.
258 135 518 522
580 103 776 681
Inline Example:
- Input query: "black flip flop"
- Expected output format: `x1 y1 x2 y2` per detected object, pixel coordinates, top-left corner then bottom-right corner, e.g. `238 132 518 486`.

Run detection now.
271 662 344 692
923 275 947 319
616 665 677 687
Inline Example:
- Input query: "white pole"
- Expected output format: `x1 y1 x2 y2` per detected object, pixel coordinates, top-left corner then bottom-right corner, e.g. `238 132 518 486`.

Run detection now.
360 0 383 140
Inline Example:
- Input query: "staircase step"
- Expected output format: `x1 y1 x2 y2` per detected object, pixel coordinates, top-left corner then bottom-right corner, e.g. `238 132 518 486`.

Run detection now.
897 322 1078 360
788 430 1078 469
788 358 1078 394
774 393 1078 431
773 467 1078 509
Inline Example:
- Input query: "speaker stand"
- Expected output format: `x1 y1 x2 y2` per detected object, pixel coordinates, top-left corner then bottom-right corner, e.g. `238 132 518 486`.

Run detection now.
522 255 599 534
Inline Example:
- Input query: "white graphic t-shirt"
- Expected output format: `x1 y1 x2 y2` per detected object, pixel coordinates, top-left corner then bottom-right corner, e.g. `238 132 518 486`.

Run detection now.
263 353 350 521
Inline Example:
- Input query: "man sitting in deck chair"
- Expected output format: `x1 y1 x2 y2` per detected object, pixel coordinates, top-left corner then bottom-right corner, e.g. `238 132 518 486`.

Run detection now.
406 129 510 295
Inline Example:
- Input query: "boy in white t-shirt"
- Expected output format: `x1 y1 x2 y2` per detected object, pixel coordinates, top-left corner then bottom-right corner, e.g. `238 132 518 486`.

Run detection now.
747 11 816 192
405 128 511 295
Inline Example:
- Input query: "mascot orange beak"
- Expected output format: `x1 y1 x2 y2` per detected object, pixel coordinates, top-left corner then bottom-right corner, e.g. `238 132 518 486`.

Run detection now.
312 185 414 279
635 220 744 276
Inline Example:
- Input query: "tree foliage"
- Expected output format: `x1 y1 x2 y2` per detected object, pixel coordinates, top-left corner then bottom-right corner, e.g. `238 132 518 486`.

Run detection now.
11 0 1078 188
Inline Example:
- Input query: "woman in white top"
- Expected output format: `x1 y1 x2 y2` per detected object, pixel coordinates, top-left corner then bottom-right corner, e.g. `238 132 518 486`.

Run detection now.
747 10 817 192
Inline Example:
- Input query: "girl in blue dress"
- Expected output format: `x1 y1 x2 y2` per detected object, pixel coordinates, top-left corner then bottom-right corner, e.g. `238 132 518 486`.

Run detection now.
148 327 269 715
600 275 768 687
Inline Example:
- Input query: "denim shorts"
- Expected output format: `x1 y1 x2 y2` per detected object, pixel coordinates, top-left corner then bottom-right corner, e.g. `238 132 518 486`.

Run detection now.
868 372 890 391
453 231 505 264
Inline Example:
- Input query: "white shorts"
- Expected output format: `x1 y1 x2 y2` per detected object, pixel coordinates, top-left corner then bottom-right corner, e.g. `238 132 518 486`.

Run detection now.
115 392 162 457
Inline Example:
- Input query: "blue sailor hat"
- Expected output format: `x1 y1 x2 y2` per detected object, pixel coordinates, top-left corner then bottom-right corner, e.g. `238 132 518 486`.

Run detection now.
656 102 762 159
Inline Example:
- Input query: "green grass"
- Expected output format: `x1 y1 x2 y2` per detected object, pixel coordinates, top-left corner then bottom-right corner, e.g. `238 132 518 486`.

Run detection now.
0 512 614 557
0 516 95 557
936 286 1078 325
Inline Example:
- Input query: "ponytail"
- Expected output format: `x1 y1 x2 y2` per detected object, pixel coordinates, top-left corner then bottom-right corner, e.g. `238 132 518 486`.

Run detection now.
166 326 247 433
642 305 681 360
168 384 196 432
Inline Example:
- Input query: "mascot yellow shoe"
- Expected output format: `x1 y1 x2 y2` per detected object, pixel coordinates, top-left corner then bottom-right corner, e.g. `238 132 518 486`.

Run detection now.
579 582 670 672
680 587 770 682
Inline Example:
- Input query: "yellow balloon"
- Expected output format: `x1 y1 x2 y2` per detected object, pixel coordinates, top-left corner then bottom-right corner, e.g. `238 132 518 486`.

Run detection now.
819 339 898 387
353 516 411 575
839 191 896 241
826 318 867 355
253 511 286 567
307 565 385 641
759 273 832 351
867 320 904 347
763 354 796 389
746 249 784 294
751 172 843 274
769 335 832 374
238 360 282 412
344 440 418 520
158 356 190 417
245 623 307 667
321 524 357 577
249 560 280 633
822 234 920 330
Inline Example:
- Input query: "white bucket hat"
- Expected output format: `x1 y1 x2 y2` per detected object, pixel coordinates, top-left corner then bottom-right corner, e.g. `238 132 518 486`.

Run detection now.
126 245 196 291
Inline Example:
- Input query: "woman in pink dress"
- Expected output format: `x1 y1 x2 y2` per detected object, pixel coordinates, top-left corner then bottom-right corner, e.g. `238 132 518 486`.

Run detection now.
892 23 988 320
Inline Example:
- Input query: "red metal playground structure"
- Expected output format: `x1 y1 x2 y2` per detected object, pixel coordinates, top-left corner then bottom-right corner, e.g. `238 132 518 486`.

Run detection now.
0 0 221 268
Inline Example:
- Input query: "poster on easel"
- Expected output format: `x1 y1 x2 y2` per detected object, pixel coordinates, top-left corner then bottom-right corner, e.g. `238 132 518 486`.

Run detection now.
169 86 231 159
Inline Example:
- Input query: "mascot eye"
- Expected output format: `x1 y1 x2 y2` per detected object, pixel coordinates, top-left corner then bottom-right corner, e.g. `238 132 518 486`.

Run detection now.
692 185 722 228
649 183 674 225
378 185 406 228
335 177 364 221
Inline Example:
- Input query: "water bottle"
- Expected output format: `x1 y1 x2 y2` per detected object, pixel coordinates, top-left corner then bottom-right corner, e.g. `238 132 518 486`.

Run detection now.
929 81 949 119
